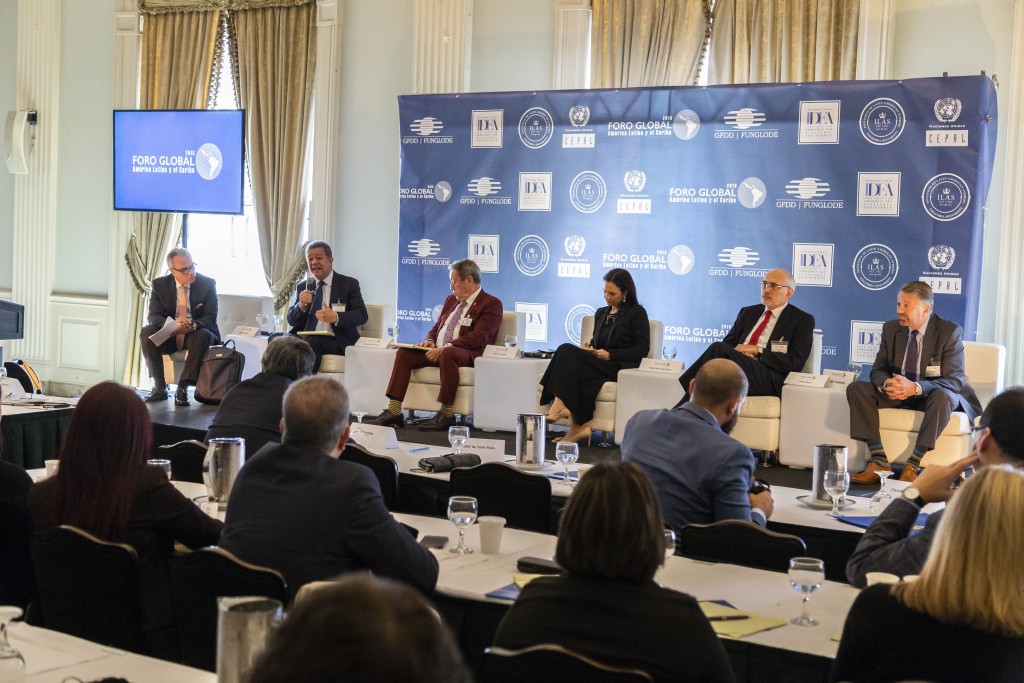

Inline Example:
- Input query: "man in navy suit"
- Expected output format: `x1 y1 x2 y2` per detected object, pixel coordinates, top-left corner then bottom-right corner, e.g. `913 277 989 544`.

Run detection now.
622 359 775 535
677 268 815 399
848 281 982 483
287 241 368 371
140 248 220 406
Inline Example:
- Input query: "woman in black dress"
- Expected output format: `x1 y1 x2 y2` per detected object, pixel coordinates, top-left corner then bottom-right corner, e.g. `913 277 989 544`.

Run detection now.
540 268 650 445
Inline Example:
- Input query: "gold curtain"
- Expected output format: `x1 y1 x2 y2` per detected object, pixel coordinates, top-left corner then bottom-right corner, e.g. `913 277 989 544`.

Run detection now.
591 0 712 88
122 10 220 386
232 3 316 310
708 0 859 85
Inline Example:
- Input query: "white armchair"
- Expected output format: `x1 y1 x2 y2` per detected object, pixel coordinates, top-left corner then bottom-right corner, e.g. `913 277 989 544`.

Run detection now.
318 303 394 383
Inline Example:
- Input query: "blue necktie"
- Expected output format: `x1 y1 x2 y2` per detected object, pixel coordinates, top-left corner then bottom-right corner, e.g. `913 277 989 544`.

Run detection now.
304 280 324 331
904 329 919 382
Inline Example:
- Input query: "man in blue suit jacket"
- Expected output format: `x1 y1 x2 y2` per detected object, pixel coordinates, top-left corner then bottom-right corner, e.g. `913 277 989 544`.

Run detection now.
287 241 368 371
140 248 220 406
622 359 774 536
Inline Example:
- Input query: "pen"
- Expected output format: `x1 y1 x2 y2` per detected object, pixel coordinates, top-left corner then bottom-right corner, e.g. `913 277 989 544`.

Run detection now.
410 447 429 453
707 615 749 622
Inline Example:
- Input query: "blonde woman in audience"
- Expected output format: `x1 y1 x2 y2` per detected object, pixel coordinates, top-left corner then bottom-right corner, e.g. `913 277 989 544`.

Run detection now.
832 465 1024 682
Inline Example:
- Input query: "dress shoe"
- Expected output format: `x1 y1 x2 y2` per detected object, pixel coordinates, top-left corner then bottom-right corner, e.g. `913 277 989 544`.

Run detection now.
174 385 191 406
370 410 405 428
417 412 457 431
850 460 892 485
144 387 169 402
552 425 592 447
899 465 919 482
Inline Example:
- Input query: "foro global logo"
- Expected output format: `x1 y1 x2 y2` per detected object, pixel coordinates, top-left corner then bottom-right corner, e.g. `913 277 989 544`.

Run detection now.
195 144 223 180
410 117 444 135
672 110 701 140
467 177 501 197
407 239 441 257
785 178 830 200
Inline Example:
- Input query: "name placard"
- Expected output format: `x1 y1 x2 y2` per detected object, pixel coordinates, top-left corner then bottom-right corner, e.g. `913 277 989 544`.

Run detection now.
639 358 684 374
461 438 506 458
230 325 261 337
482 345 519 359
355 337 390 348
784 372 830 388
352 424 399 450
824 370 858 389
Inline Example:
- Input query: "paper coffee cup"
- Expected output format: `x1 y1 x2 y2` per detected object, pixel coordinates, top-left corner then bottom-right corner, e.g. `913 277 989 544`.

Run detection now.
44 459 59 477
478 516 506 554
865 571 900 587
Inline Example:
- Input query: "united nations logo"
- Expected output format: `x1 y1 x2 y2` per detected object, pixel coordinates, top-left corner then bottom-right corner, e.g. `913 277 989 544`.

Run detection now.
410 117 444 136
860 98 905 145
518 107 554 149
928 245 956 270
565 304 596 345
407 239 441 257
667 244 695 276
195 143 223 180
853 243 899 291
738 177 767 209
623 170 646 193
569 171 607 214
922 173 970 222
718 247 760 268
514 235 550 276
564 235 586 258
569 105 590 127
433 181 452 202
672 109 701 140
934 98 962 123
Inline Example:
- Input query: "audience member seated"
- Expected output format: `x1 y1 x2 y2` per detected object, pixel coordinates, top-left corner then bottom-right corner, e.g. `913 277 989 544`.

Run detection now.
0 403 35 609
492 460 735 683
247 574 470 683
219 376 438 600
846 386 1024 586
540 268 650 446
205 336 316 455
29 382 222 658
622 358 774 533
833 465 1024 682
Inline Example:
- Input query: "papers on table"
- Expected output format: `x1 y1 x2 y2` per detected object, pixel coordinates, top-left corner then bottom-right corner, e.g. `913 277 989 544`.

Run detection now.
297 330 334 337
391 342 430 350
147 316 179 346
699 601 786 638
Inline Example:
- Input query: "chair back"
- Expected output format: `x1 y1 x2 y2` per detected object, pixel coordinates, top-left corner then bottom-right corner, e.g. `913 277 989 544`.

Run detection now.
963 341 1005 407
677 519 806 572
360 303 394 339
169 546 287 671
156 439 208 484
482 645 654 683
449 462 551 533
31 525 148 653
580 316 662 360
802 329 824 374
496 311 525 347
340 442 400 510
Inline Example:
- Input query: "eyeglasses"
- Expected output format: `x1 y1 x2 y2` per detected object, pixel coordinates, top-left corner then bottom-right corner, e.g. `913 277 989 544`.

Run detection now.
171 263 196 275
760 281 791 291
971 424 988 434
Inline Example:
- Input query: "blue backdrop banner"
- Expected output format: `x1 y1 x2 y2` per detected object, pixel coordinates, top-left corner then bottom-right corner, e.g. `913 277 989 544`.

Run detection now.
397 76 996 368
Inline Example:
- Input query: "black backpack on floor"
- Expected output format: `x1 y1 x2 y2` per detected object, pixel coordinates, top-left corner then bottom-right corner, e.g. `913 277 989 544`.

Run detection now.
193 340 245 405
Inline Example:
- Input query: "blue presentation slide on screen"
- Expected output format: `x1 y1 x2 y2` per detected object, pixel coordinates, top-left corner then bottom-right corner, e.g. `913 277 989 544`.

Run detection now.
113 109 244 215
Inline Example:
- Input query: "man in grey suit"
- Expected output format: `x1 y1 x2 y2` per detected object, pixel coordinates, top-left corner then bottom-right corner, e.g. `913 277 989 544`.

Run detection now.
846 387 1024 586
848 281 981 484
621 359 774 536
139 248 220 406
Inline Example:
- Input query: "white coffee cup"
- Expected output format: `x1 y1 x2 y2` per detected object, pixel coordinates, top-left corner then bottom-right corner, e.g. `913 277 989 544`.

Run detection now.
902 574 920 583
44 459 59 477
478 516 506 554
865 571 900 587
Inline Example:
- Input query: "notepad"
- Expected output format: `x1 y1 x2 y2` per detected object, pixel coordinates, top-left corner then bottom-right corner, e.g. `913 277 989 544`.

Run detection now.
391 342 430 350
297 330 334 337
484 574 547 601
698 601 787 638
835 512 928 535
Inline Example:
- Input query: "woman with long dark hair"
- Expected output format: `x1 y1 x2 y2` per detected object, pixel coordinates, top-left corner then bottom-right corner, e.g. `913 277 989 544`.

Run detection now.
539 268 650 445
30 381 222 658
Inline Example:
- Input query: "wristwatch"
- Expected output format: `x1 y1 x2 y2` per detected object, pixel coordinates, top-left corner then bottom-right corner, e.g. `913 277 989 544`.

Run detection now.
902 486 925 507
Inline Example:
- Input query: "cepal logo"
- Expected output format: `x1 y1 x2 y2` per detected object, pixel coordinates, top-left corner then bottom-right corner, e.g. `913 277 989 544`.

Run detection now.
407 239 441 257
563 104 596 149
410 117 443 135
724 108 766 129
927 245 956 271
672 110 701 140
934 98 962 123
798 100 840 144
467 177 501 197
785 178 829 200
558 235 590 279
569 105 591 127
471 109 503 148
718 247 760 268
565 235 586 258
623 170 646 193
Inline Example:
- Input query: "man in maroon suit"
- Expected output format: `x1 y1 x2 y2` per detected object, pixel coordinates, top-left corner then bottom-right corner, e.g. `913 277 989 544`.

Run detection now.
371 259 503 431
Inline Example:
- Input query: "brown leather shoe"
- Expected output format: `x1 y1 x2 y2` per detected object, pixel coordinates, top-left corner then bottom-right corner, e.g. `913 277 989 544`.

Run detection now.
899 465 919 482
370 410 405 428
417 412 457 431
851 460 892 485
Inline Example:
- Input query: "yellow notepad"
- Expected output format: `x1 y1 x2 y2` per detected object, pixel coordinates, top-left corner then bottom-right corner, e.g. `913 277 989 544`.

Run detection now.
297 330 334 337
699 601 787 638
512 573 546 589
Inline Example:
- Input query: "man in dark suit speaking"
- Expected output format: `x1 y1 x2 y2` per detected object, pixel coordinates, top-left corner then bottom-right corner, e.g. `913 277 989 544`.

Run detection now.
287 240 368 371
140 248 220 406
677 268 815 400
848 280 981 483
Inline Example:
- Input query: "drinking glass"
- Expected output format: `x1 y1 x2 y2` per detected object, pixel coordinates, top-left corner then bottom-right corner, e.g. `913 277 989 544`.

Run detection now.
663 528 677 562
447 496 478 554
0 606 25 682
823 467 850 518
387 321 400 343
869 470 894 512
147 458 172 480
351 411 367 438
788 557 825 626
254 314 263 331
273 314 283 332
554 442 579 486
847 361 863 378
662 346 678 361
448 426 469 456
504 335 518 350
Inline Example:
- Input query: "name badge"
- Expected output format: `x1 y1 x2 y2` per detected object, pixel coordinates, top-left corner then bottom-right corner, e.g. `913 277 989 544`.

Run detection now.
770 341 788 354
331 303 346 313
925 363 941 378
461 317 473 327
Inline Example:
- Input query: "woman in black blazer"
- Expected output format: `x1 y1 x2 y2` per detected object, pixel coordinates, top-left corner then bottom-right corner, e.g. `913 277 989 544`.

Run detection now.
540 268 650 445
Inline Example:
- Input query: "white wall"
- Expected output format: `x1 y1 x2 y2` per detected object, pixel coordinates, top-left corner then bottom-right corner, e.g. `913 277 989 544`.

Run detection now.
470 0 555 93
0 0 18 291
891 0 1016 342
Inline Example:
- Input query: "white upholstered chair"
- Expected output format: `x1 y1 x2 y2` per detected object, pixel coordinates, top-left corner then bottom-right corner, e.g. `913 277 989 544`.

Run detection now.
402 311 525 420
317 303 394 383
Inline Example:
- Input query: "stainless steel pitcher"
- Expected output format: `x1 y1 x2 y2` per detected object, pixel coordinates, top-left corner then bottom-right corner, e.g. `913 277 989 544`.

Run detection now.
204 437 245 510
811 444 848 502
216 596 281 683
515 413 546 467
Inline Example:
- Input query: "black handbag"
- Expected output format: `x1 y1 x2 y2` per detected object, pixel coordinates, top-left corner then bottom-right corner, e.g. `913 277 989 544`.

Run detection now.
417 453 481 473
193 339 245 405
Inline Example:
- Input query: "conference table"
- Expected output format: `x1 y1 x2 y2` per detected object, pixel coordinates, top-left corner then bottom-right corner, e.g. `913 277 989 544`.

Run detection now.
0 396 77 469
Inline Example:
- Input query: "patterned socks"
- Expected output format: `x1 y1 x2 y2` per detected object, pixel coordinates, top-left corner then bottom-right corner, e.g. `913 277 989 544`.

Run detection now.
906 446 928 470
441 404 454 417
868 443 889 468
386 399 402 415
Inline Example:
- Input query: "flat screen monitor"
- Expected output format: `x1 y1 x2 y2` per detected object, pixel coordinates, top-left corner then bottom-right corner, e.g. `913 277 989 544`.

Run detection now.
113 109 245 215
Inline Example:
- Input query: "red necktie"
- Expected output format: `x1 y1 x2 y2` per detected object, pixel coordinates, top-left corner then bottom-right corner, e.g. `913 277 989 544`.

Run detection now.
748 309 772 347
